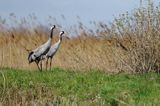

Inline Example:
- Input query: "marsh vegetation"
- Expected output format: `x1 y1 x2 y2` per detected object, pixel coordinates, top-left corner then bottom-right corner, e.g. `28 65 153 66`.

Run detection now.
0 0 160 105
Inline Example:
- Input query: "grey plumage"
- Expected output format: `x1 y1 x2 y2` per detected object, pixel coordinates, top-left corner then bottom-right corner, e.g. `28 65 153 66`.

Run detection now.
43 31 64 70
28 25 56 71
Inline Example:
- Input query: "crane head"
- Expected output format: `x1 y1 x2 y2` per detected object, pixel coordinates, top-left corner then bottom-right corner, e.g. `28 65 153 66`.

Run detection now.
28 51 34 64
59 31 64 40
50 25 56 30
50 25 56 38
60 31 64 36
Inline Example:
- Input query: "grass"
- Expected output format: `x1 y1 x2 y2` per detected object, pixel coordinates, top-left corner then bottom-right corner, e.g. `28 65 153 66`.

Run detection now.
1 68 160 105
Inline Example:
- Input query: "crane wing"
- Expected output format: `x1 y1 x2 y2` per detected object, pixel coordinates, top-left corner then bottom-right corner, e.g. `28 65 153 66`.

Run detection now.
46 41 61 57
32 39 51 57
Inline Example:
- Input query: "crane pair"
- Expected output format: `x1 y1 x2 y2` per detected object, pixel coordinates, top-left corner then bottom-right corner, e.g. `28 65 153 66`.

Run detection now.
28 25 64 71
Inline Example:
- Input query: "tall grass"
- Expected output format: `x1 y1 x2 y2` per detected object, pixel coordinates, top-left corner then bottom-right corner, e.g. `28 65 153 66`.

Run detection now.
1 68 160 105
0 0 159 73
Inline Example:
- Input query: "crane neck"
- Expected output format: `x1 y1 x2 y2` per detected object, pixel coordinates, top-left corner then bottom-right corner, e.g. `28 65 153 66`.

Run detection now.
59 31 64 41
60 36 62 41
56 37 61 45
50 27 54 38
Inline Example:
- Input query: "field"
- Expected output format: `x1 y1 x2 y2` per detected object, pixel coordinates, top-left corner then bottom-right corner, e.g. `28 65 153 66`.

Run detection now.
0 0 160 105
1 68 160 105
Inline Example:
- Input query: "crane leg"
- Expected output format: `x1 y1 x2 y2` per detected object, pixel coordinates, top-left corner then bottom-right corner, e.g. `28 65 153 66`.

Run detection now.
40 60 42 71
36 62 41 71
50 58 52 70
46 58 48 71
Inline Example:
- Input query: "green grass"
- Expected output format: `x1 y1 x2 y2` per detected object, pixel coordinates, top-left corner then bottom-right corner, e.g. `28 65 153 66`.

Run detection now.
0 68 160 105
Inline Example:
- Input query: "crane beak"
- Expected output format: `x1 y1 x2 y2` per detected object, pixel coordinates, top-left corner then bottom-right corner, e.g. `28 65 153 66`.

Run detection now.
63 34 70 39
65 36 70 39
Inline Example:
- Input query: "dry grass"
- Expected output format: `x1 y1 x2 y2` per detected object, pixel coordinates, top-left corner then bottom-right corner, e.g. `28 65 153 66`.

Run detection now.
0 30 127 72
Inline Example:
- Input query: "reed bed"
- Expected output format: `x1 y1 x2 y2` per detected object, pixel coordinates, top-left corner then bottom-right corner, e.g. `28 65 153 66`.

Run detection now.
0 31 126 72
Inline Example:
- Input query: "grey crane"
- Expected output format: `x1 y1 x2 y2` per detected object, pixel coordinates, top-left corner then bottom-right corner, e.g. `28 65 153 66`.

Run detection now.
43 31 64 70
28 25 56 71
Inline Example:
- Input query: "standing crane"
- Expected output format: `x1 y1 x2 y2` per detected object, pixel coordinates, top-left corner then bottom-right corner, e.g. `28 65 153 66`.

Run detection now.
43 31 65 70
28 25 56 71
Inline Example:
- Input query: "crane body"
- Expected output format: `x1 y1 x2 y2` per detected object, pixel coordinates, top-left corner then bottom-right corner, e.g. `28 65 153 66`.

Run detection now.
28 25 55 71
43 31 64 70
